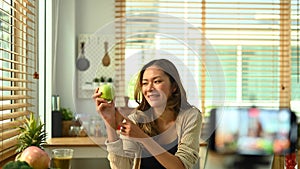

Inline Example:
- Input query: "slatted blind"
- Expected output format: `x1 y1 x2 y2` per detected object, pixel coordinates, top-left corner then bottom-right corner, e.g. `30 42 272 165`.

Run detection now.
0 0 37 164
115 0 293 112
115 0 207 109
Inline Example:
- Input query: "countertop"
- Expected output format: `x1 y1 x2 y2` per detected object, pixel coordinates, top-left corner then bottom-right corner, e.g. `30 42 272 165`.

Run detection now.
45 137 299 169
44 137 108 159
45 137 107 147
46 137 207 147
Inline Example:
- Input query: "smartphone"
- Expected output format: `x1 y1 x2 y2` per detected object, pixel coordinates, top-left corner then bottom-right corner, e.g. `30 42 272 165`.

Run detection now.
208 107 297 155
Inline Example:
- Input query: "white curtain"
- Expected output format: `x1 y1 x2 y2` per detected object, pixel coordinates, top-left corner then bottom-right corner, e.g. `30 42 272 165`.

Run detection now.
52 0 60 93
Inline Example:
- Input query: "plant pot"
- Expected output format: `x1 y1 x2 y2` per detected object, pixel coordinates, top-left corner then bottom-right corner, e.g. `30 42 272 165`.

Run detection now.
93 82 100 88
62 120 73 137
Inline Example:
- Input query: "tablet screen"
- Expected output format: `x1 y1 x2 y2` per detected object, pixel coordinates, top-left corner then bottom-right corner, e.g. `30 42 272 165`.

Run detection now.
211 107 293 155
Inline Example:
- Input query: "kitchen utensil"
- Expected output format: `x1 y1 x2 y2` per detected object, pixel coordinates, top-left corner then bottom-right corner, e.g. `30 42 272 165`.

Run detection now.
102 41 110 66
76 42 90 71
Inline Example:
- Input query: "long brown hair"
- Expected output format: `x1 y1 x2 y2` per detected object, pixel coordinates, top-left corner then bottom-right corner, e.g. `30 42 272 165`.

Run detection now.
133 59 191 136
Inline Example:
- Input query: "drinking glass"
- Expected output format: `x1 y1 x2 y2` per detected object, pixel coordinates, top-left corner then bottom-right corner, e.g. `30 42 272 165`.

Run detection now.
52 148 74 169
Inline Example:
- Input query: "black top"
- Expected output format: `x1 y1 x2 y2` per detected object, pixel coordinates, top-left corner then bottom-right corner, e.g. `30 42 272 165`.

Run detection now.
140 138 178 169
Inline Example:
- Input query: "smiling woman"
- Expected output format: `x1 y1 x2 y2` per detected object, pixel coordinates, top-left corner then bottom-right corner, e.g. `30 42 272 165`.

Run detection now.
140 67 172 111
93 59 202 169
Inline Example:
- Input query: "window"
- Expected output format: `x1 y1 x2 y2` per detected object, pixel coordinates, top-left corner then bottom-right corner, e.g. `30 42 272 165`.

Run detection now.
115 0 297 114
0 0 38 164
291 0 300 117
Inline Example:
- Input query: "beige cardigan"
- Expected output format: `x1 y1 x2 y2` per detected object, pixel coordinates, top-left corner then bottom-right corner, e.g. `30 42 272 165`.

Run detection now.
105 107 202 169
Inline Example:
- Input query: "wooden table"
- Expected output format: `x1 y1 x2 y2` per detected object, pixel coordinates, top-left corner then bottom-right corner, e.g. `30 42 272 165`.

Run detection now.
44 137 108 158
272 152 300 169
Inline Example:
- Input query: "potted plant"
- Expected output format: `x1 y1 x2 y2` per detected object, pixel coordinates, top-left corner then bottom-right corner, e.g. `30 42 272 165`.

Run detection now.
93 77 100 88
107 77 113 83
100 76 106 86
60 107 75 137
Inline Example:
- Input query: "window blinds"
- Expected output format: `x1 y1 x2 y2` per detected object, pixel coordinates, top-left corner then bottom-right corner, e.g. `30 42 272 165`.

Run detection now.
115 0 293 112
0 0 37 163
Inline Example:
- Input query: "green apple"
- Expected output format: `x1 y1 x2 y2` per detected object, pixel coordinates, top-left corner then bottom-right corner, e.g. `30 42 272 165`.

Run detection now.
98 84 115 101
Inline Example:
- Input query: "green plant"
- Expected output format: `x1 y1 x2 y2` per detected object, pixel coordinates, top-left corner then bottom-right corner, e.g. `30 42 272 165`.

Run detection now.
3 161 33 169
107 77 113 83
60 107 74 121
93 77 100 82
16 113 47 153
100 76 106 82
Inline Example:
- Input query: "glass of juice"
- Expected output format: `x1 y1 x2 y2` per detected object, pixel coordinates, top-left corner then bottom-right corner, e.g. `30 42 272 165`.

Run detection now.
52 148 74 169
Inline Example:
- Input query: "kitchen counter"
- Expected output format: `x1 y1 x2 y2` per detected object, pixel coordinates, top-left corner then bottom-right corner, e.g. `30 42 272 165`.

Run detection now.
44 137 108 158
46 137 106 146
45 137 299 169
46 137 208 169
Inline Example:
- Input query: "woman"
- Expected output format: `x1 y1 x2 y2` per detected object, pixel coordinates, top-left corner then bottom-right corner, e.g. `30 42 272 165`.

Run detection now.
93 59 202 169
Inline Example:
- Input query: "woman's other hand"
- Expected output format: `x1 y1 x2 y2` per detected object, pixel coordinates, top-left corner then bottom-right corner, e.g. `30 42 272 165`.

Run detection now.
120 118 148 139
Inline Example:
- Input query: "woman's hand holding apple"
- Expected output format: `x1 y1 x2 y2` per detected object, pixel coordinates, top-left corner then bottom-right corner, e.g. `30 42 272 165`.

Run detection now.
93 87 117 129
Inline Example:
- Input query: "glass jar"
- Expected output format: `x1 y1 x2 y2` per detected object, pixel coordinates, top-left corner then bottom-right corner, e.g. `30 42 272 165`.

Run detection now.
78 126 88 137
94 123 102 137
69 126 79 137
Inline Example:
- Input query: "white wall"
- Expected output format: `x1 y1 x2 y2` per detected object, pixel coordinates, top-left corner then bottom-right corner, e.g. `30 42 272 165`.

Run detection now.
54 0 114 115
54 0 75 110
50 1 114 168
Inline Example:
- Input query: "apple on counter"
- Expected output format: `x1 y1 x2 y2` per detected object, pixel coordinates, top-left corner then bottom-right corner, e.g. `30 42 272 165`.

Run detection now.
18 146 50 169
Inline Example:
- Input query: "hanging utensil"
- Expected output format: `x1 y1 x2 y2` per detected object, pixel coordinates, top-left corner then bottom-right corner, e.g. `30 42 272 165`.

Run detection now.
102 41 110 67
76 42 90 71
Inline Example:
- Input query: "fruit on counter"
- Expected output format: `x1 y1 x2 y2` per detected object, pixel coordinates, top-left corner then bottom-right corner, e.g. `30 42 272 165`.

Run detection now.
19 146 50 169
98 84 115 101
13 113 49 169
